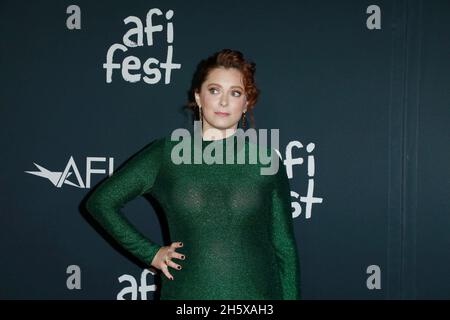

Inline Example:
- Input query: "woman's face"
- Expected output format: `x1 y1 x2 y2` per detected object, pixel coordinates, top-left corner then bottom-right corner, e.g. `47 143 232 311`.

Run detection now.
195 67 248 135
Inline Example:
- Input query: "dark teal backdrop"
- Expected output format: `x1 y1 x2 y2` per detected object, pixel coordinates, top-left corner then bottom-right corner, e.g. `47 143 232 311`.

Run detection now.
0 0 448 299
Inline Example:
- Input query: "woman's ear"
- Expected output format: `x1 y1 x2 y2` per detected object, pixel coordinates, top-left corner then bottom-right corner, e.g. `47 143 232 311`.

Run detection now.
195 91 201 107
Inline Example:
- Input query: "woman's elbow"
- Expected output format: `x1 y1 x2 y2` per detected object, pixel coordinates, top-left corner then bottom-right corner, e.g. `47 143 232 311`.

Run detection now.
85 192 105 219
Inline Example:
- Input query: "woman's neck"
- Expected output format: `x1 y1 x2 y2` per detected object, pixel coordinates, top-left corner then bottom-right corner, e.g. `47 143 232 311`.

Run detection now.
201 126 238 141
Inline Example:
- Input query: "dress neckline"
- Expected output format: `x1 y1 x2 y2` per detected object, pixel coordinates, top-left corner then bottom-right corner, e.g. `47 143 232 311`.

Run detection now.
201 130 239 145
192 128 248 160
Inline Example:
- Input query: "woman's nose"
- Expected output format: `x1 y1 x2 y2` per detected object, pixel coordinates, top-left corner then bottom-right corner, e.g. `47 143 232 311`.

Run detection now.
220 96 228 106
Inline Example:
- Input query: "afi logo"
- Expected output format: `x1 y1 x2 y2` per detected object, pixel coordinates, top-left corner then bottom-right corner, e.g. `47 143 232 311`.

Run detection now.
25 156 114 188
117 269 157 300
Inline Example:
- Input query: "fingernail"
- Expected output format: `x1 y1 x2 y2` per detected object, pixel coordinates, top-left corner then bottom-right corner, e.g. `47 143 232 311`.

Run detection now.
181 255 185 259
177 266 181 270
180 242 183 246
170 277 174 280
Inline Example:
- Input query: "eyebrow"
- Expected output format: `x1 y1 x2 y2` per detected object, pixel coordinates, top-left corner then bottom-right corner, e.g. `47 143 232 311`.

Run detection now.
207 83 244 91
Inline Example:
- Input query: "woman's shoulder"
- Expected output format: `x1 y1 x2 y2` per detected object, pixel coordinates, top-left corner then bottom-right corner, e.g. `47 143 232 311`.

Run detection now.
130 135 169 162
245 137 282 160
143 135 167 150
243 137 285 178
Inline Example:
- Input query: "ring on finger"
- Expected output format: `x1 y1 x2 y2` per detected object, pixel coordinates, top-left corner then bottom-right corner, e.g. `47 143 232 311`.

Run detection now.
164 255 170 264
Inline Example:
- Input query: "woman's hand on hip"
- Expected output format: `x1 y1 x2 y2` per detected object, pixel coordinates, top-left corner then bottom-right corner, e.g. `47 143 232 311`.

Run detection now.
150 242 186 280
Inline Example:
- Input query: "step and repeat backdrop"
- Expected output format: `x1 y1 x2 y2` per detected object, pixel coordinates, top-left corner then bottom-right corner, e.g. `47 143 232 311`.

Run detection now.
1 0 449 299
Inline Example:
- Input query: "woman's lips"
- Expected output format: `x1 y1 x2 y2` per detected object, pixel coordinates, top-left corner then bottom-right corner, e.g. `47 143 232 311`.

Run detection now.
215 112 230 117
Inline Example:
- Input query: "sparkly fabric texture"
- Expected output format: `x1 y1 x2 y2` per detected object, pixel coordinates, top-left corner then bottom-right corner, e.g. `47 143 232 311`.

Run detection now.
86 130 301 300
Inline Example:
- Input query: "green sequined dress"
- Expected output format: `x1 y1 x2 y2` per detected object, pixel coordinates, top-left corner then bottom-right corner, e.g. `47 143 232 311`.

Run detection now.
86 130 301 300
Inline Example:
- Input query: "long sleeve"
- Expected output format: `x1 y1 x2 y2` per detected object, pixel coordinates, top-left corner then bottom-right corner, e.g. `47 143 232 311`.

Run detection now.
270 155 302 300
85 137 165 266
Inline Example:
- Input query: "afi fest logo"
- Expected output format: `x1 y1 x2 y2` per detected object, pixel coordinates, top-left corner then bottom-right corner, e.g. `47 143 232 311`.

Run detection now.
116 269 157 300
25 156 114 189
104 8 181 84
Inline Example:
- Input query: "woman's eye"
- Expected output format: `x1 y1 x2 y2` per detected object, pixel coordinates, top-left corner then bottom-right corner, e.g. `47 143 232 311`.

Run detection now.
232 91 242 97
209 88 219 94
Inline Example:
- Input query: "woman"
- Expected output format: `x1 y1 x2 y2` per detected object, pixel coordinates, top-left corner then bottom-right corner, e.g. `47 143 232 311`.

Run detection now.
86 48 301 300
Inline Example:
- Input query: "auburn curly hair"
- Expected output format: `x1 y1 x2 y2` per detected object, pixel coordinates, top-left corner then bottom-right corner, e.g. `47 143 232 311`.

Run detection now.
186 49 260 129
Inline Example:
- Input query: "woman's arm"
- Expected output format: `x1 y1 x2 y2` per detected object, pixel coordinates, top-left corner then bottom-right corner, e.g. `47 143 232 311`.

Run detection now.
85 137 165 266
270 153 302 300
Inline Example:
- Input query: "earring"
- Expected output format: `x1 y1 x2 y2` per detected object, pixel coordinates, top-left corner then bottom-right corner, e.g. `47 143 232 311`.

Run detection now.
241 112 247 130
